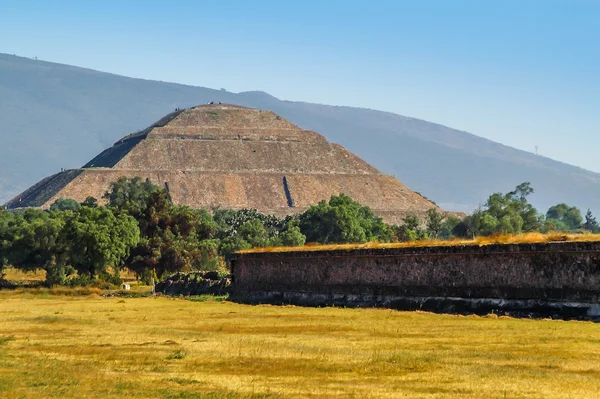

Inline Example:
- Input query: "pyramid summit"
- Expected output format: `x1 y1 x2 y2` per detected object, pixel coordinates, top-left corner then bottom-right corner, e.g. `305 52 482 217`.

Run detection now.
5 104 440 223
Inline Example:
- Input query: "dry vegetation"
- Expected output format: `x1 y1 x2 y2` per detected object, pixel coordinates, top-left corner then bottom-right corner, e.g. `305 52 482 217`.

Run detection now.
239 232 600 254
2 267 140 285
1 267 47 283
0 291 599 398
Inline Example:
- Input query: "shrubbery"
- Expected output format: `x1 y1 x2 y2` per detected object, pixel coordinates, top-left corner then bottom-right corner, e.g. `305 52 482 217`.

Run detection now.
299 193 393 244
451 182 596 238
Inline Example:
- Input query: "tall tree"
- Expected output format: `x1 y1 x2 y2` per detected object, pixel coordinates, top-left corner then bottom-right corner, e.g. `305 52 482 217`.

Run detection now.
50 198 81 212
299 194 392 244
66 207 140 278
128 190 220 279
452 183 541 237
425 208 445 239
0 209 17 277
546 203 583 230
6 209 71 285
80 196 99 208
583 209 599 232
104 176 160 216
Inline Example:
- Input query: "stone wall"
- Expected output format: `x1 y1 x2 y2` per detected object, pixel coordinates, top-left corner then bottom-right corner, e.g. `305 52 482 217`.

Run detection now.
231 242 600 319
155 271 231 296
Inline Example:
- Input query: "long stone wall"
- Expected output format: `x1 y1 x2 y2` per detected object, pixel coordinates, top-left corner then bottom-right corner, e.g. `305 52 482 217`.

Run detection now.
231 242 600 320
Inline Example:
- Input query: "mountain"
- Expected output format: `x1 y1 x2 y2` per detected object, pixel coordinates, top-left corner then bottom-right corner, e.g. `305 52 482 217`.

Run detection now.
1 53 599 214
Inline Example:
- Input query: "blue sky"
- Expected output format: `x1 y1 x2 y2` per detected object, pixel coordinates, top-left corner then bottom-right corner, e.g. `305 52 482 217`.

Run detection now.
1 0 599 172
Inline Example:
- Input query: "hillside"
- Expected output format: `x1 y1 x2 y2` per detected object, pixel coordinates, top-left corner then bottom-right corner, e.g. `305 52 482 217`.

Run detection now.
1 53 599 214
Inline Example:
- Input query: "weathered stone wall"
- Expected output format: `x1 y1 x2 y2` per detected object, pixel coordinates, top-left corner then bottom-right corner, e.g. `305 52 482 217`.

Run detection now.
231 242 600 318
155 271 231 296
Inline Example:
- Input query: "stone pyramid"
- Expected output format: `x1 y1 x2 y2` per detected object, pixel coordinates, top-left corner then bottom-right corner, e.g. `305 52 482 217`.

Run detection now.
5 104 440 224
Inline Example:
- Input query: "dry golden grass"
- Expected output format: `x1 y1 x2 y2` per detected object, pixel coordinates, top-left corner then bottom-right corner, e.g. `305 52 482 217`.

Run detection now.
0 292 599 398
2 266 140 285
240 232 600 254
1 267 47 283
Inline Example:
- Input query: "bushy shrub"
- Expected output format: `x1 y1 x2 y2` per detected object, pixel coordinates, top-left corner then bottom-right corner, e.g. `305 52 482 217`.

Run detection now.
299 194 392 244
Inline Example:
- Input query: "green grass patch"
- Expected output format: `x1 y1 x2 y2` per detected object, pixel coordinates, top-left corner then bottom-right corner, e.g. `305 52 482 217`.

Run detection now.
188 294 228 303
0 335 15 346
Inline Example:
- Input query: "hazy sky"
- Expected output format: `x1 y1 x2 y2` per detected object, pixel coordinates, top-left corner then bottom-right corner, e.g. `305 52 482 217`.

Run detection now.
1 0 599 172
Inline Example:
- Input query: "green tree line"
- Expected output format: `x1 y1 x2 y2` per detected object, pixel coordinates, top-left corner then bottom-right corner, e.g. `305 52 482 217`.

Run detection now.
1 178 597 286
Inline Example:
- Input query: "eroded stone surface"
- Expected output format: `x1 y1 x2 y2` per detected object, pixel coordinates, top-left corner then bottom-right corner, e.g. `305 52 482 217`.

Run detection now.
231 241 600 320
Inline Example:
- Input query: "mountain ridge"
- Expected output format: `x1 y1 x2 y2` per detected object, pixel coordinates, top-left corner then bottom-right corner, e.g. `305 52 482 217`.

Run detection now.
1 53 598 214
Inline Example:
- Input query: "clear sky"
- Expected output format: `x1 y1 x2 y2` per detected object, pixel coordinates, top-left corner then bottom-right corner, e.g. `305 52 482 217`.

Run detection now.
1 0 599 172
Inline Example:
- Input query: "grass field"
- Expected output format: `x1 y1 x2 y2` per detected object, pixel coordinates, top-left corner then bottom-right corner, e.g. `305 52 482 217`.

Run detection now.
0 292 599 398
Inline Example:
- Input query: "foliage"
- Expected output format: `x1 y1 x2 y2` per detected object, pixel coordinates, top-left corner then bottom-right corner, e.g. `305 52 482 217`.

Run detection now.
299 194 392 244
5 209 71 285
215 209 305 258
453 182 542 237
279 219 306 247
583 209 599 232
0 209 16 275
213 208 285 239
392 213 437 242
438 214 461 239
425 208 445 239
80 196 99 208
545 203 583 231
49 198 80 212
103 176 160 216
65 206 140 277
127 190 221 280
2 206 139 285
392 224 419 242
3 178 600 287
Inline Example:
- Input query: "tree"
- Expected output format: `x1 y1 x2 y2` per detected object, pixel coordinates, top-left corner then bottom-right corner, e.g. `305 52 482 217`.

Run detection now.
0 209 17 277
104 177 160 216
6 209 71 285
439 214 461 239
238 219 271 248
454 182 541 237
214 210 305 258
563 207 583 230
425 208 445 239
80 196 99 208
546 203 583 230
219 235 252 260
453 209 483 238
279 220 306 247
66 207 140 278
214 208 284 239
392 214 424 242
392 224 418 242
583 209 599 232
50 198 80 212
510 182 534 201
402 214 420 232
299 194 392 244
546 203 570 220
127 190 221 279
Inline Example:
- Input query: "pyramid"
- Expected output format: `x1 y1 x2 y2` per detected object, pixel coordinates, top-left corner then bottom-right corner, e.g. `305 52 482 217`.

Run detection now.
5 104 440 224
